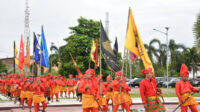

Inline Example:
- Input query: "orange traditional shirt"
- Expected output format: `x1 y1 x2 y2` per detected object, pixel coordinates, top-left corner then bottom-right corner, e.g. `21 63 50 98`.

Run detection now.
175 80 197 101
139 78 157 104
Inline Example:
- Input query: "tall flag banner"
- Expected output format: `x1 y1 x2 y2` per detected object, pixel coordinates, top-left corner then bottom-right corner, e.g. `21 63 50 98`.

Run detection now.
14 41 19 65
100 23 120 72
18 35 25 71
25 38 31 68
33 33 40 64
90 39 99 68
113 37 118 58
69 52 83 76
90 40 96 63
40 26 49 67
125 8 153 69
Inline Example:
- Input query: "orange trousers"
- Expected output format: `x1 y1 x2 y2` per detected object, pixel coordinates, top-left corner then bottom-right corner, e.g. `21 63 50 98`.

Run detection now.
83 107 99 112
99 105 107 112
21 98 25 104
181 105 198 112
113 102 130 112
34 101 47 112
51 93 59 100
68 91 75 96
27 99 32 108
60 91 67 96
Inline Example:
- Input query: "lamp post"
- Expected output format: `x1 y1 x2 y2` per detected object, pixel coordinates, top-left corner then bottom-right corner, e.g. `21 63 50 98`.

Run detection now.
153 27 169 88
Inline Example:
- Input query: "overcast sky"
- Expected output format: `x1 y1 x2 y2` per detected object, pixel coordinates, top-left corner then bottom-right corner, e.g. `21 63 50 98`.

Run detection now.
0 0 200 59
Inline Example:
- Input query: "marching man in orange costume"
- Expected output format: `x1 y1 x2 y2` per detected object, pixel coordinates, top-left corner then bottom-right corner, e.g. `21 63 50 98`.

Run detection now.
121 77 132 111
175 64 199 112
96 74 107 112
104 75 113 104
67 74 76 98
26 77 34 112
139 68 165 112
78 69 99 112
104 75 113 111
51 76 60 102
32 77 47 112
19 77 27 110
60 76 67 98
111 71 130 112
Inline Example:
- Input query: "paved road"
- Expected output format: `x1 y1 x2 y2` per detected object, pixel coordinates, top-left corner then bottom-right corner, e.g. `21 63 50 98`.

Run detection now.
1 93 200 112
2 104 200 112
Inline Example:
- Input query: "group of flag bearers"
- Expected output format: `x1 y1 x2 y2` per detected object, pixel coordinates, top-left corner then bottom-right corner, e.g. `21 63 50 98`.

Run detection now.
5 6 200 112
0 73 77 112
1 65 200 112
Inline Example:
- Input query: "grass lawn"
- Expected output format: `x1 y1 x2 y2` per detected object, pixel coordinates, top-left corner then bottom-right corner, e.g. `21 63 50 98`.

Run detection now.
0 98 9 102
131 93 200 97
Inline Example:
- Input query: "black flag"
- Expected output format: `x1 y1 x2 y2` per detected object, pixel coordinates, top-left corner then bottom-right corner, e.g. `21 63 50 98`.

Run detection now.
100 23 120 72
113 37 118 58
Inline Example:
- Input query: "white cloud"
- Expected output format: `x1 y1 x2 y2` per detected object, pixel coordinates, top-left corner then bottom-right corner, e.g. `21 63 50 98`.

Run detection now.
0 0 200 59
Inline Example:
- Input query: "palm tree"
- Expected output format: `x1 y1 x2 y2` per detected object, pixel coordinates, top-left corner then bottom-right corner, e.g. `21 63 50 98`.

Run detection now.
168 39 186 76
144 38 161 63
49 44 60 72
183 47 200 78
193 13 200 52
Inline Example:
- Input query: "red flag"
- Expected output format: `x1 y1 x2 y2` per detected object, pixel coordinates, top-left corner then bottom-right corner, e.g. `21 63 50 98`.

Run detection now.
94 39 99 68
69 53 83 76
18 36 24 71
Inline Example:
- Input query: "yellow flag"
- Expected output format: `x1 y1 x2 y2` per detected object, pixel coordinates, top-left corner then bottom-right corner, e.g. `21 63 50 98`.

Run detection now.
14 41 19 65
90 40 96 63
125 8 153 70
25 39 31 68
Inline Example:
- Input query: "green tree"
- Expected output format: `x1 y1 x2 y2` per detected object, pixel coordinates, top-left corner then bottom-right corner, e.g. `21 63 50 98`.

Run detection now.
144 38 160 63
193 13 200 52
49 44 60 74
183 47 200 78
168 39 186 76
0 60 8 75
144 38 166 76
59 17 114 78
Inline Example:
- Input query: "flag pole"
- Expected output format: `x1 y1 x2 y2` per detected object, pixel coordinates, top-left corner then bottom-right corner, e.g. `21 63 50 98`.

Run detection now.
126 50 128 78
89 57 91 69
32 33 35 77
100 22 102 75
120 7 131 93
99 21 102 98
14 41 16 73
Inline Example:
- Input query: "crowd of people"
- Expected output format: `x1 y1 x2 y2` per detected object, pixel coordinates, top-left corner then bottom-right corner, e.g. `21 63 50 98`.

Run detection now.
0 73 78 112
0 64 199 112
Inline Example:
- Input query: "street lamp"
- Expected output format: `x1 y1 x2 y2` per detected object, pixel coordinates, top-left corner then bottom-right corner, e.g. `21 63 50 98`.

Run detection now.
153 27 169 88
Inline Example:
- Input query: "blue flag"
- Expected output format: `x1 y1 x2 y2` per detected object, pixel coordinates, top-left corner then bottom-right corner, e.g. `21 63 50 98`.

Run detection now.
33 32 41 64
40 26 49 67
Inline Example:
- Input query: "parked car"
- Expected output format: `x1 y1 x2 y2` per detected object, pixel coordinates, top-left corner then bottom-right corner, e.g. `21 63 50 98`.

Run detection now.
156 77 173 87
189 78 200 87
125 78 131 83
128 78 143 87
163 77 180 88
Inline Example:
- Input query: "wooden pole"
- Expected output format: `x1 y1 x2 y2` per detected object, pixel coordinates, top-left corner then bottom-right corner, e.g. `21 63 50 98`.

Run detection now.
100 22 102 96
